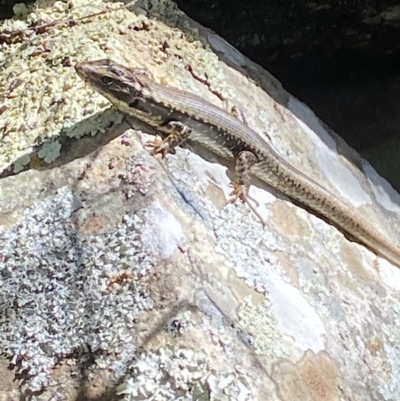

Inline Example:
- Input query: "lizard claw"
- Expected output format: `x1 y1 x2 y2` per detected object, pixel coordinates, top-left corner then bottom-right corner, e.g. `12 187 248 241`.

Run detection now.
228 182 264 225
229 182 247 203
229 182 260 207
145 138 170 158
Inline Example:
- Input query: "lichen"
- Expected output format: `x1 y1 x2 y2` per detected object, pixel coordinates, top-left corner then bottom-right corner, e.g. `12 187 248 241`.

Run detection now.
117 347 255 401
0 187 157 391
37 140 62 163
0 0 131 172
166 311 193 337
236 296 287 357
0 0 229 175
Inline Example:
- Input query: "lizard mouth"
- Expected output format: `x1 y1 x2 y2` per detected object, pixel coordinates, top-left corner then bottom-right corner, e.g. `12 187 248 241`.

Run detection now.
74 60 100 83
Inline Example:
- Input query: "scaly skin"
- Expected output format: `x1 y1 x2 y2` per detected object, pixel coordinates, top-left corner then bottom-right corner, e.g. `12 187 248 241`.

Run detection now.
75 59 400 268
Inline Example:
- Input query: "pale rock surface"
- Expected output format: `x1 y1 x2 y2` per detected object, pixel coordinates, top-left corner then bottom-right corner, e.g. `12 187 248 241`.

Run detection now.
1 1 400 400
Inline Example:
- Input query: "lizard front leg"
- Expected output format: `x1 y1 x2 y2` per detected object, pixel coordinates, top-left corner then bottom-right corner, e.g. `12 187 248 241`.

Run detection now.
145 121 192 158
230 151 258 203
229 151 266 225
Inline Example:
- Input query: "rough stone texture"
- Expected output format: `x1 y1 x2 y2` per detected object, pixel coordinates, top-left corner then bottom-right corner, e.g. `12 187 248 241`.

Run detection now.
1 1 400 400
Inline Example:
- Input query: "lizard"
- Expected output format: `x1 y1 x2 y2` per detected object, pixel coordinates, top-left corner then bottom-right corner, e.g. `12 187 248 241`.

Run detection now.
74 58 400 268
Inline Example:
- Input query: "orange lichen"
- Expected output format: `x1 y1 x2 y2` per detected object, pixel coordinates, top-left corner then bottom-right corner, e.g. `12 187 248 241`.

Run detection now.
272 351 341 401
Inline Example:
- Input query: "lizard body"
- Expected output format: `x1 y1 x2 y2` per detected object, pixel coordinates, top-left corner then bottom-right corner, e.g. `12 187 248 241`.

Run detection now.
75 59 400 268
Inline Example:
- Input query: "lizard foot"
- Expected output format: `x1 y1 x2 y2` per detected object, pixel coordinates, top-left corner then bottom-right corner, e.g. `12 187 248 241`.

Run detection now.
229 182 260 207
145 137 170 158
228 182 264 225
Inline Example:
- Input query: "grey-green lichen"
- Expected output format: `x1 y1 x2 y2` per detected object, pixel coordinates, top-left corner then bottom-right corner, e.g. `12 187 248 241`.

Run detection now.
0 186 157 391
235 296 287 357
117 347 255 401
37 140 62 163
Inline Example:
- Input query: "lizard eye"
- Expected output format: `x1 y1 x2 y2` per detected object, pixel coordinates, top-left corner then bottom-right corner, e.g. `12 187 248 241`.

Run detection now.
101 76 112 84
129 99 139 108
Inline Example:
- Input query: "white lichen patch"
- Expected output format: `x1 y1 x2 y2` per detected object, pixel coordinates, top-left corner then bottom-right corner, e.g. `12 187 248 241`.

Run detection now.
289 98 372 206
117 347 256 401
268 275 326 352
378 258 400 290
1 0 230 174
0 186 157 392
142 200 186 258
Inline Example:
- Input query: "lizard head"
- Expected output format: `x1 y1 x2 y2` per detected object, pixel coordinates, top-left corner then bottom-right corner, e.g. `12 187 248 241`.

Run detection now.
75 59 156 116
